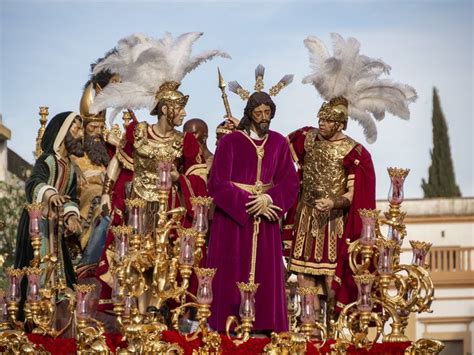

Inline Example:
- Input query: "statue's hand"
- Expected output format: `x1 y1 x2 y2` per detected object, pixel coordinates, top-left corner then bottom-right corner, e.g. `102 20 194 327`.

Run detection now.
246 194 271 216
49 194 68 208
224 115 240 128
48 194 69 219
170 166 180 183
315 198 334 212
100 194 111 212
65 215 82 235
262 204 282 222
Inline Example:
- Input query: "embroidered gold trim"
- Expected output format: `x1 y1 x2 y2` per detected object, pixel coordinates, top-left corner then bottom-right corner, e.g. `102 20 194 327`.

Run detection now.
289 258 337 268
236 131 270 284
288 262 336 276
117 148 134 171
232 181 273 194
185 163 208 177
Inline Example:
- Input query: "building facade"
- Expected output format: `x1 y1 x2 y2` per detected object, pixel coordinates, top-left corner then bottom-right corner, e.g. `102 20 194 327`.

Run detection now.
377 197 474 355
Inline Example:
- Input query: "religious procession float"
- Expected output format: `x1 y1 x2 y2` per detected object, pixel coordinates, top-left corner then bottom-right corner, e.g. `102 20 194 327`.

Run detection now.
0 32 444 354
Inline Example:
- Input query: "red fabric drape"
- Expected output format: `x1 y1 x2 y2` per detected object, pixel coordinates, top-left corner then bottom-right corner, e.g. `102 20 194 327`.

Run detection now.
24 332 411 354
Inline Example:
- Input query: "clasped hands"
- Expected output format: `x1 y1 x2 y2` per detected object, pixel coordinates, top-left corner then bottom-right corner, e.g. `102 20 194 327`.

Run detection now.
245 194 282 221
315 198 334 212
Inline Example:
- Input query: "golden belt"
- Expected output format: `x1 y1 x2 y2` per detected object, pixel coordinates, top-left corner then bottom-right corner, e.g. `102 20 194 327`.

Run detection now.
232 181 273 195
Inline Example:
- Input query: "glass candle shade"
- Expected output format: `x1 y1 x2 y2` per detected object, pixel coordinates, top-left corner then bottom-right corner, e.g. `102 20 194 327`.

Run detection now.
123 296 136 316
111 226 131 261
359 209 379 246
0 290 8 323
27 203 43 237
192 203 209 234
26 270 41 302
387 168 409 205
195 268 216 305
354 274 375 312
6 268 23 303
388 225 403 246
111 275 124 304
126 199 146 236
75 285 95 320
410 241 432 267
297 287 318 324
157 161 173 191
287 282 301 316
377 240 397 275
179 230 196 266
238 283 259 319
124 182 133 200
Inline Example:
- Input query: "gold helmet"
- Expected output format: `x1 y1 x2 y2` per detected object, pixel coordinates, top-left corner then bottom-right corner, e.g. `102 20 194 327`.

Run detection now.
317 96 349 124
80 82 106 123
80 73 121 123
150 81 189 116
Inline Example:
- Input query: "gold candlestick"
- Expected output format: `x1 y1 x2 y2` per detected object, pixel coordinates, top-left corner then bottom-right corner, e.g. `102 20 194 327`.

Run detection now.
35 106 49 159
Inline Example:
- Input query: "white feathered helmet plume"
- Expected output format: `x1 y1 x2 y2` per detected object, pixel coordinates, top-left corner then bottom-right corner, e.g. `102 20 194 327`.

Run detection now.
302 33 417 143
90 32 231 123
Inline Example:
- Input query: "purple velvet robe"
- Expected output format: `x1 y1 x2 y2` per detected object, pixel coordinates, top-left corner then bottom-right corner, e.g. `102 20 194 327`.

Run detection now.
206 130 299 332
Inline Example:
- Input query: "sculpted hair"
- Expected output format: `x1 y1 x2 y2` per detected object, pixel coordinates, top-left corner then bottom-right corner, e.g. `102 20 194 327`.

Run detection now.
237 91 276 134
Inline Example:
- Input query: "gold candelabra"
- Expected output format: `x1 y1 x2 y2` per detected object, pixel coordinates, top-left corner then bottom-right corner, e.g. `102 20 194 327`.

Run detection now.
1 201 109 352
334 167 436 349
1 158 445 354
296 286 327 343
225 281 259 345
108 157 218 352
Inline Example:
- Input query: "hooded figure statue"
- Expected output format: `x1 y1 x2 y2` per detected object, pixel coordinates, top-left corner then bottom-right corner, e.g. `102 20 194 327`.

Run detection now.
14 111 84 319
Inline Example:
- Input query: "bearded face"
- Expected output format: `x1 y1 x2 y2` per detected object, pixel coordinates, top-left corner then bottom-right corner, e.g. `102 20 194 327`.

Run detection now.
83 121 110 166
251 104 272 137
63 118 84 157
65 131 85 157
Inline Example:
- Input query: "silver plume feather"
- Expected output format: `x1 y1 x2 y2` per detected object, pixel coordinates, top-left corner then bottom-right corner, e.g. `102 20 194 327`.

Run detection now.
302 32 417 143
255 64 265 79
228 81 243 94
90 32 231 120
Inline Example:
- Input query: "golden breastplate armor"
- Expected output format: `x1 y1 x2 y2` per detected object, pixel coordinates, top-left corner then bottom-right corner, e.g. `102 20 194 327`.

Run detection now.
301 129 356 206
133 123 183 201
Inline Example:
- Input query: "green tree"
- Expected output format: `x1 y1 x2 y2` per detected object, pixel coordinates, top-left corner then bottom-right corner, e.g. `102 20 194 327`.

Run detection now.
421 87 461 198
0 176 25 288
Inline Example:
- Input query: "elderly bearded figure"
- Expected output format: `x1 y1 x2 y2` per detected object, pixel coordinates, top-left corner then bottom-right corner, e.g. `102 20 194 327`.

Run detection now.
73 118 111 272
14 112 84 318
74 57 121 275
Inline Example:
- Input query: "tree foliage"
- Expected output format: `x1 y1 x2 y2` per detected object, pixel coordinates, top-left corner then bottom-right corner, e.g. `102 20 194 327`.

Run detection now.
0 176 25 288
421 88 461 198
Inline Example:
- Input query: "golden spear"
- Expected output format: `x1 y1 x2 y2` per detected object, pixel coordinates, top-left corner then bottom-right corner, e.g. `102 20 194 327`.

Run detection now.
217 67 233 119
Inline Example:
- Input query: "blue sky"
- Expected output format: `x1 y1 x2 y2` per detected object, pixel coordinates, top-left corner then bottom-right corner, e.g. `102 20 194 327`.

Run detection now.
1 0 472 199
